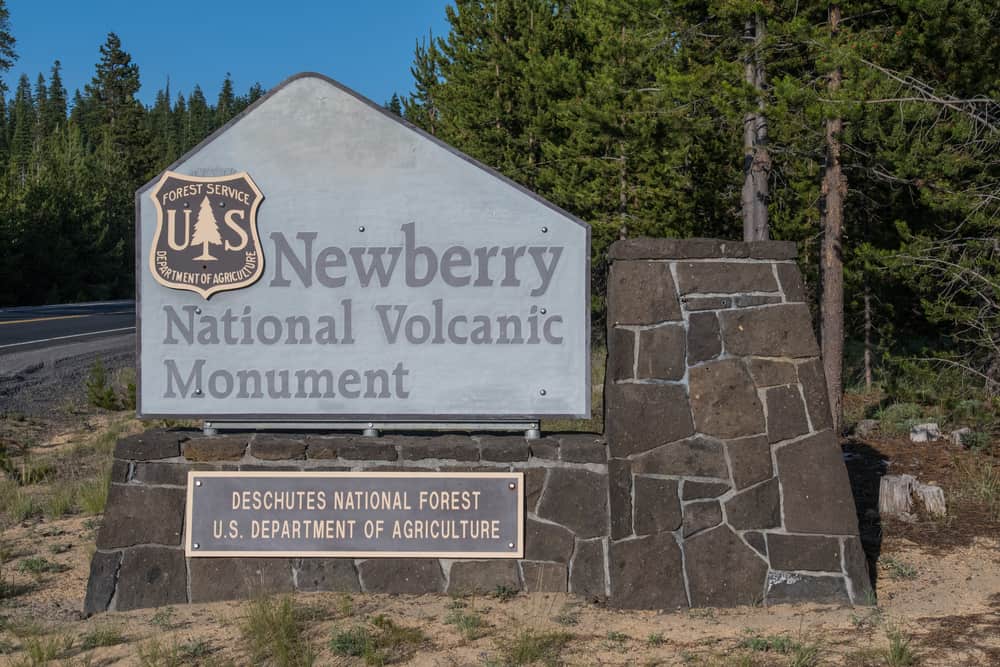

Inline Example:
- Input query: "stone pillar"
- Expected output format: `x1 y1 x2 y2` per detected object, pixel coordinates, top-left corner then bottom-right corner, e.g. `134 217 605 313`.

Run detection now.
604 238 871 609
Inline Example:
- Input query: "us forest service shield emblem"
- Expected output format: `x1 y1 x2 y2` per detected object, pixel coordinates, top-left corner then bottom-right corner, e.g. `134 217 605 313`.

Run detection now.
149 171 265 299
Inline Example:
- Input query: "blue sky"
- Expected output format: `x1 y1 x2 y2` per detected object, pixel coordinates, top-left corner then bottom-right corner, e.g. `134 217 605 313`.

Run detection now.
7 0 451 107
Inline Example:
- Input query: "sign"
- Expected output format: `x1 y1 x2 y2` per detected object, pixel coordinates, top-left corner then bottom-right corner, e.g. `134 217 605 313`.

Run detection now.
148 172 265 299
184 471 524 558
136 73 590 420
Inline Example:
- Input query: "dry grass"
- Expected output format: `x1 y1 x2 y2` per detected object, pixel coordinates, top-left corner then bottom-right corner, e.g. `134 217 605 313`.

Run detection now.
0 415 141 528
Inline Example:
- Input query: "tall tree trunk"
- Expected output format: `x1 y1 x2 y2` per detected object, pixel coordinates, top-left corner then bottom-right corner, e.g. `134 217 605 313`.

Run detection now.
619 140 628 239
618 26 628 241
864 288 873 392
821 4 846 434
741 14 770 242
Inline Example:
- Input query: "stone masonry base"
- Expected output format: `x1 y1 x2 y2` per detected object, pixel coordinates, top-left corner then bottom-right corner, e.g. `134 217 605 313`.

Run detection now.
85 430 609 614
85 237 871 612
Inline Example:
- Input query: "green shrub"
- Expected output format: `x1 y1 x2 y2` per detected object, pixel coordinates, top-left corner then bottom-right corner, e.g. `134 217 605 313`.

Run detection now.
0 483 39 522
329 626 370 658
960 430 992 452
86 360 119 410
150 606 176 630
79 471 110 515
554 603 580 626
118 367 137 411
178 639 216 660
492 584 517 602
329 615 426 665
0 440 11 479
951 399 994 430
881 557 918 580
137 638 182 667
500 629 573 667
20 634 74 664
17 557 68 577
17 460 57 486
240 595 314 667
445 608 489 640
80 623 126 650
790 641 822 667
0 576 32 600
957 458 1000 520
883 628 918 666
876 403 926 436
43 485 77 519
739 632 796 653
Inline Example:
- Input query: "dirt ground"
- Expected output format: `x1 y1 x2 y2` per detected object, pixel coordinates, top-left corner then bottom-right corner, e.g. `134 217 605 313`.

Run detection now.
1 410 999 665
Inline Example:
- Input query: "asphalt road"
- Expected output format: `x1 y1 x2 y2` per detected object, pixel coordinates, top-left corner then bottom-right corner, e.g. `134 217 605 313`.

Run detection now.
0 301 136 354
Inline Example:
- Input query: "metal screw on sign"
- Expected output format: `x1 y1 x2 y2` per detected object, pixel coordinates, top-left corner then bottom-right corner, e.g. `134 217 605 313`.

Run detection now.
541 226 548 233
193 543 200 549
195 480 202 487
539 389 547 396
508 542 515 549
358 225 365 232
540 308 547 314
508 482 516 490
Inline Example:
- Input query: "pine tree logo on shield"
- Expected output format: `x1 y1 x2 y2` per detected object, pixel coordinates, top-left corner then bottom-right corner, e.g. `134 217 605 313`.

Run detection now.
148 171 265 298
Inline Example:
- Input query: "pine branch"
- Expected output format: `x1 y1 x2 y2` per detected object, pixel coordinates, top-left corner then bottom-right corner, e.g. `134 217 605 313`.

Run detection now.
854 57 1000 134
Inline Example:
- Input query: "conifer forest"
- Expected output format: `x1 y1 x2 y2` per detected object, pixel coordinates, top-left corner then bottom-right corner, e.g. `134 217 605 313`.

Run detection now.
1 0 998 427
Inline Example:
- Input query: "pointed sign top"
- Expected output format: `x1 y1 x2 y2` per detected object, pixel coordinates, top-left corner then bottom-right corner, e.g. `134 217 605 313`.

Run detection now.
137 72 590 421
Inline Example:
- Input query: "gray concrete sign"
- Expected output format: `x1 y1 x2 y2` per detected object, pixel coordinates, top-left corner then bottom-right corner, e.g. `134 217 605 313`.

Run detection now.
136 73 590 420
184 471 524 557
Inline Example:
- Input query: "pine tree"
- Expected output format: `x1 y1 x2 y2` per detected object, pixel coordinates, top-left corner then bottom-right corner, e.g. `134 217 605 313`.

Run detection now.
172 91 187 152
68 89 86 128
33 73 47 139
0 0 16 75
85 33 151 177
81 33 152 297
0 89 8 164
9 73 33 182
45 61 66 131
246 82 265 105
384 93 402 115
191 196 222 260
216 73 236 126
185 85 210 150
403 33 441 134
85 33 140 129
148 81 175 169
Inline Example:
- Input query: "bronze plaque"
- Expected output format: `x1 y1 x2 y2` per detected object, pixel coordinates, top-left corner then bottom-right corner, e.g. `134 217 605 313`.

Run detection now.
148 171 265 299
184 471 524 558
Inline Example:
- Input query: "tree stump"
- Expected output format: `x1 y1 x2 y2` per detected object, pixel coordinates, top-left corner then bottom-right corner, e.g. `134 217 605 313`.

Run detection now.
914 482 947 517
879 474 946 519
879 474 916 520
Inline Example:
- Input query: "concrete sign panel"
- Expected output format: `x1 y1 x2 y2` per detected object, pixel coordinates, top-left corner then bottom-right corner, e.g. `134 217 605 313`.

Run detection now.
137 73 590 420
184 471 524 558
